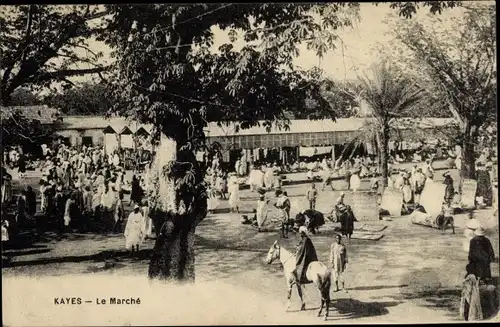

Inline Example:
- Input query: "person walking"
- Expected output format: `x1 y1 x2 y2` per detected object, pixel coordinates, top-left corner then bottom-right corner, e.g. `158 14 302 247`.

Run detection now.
130 175 143 206
443 171 455 206
82 185 93 231
275 190 290 238
63 193 77 233
256 195 269 232
125 204 144 257
25 186 37 218
468 227 495 282
15 190 28 227
228 173 240 213
141 200 153 240
330 234 348 292
112 192 125 234
306 183 318 210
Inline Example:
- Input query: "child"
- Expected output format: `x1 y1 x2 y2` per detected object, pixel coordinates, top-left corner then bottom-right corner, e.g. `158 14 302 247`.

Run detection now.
306 183 318 210
256 195 269 232
437 203 455 234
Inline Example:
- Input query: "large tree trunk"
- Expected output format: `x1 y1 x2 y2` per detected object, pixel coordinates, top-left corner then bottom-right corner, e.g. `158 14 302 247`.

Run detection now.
461 123 477 180
147 134 207 282
377 127 389 187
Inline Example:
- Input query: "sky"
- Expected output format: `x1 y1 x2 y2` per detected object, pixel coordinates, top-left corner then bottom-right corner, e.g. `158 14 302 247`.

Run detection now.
70 2 467 87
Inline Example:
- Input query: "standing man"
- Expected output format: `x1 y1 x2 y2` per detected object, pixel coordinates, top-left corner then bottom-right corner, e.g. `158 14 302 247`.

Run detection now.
330 234 348 292
125 204 144 257
306 183 318 210
443 171 454 206
468 227 495 282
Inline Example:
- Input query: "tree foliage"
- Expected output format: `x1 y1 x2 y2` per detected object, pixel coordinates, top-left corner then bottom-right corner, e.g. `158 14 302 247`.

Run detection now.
376 1 462 19
8 87 43 106
355 59 425 186
0 5 109 105
1 110 56 155
44 82 114 115
99 3 365 281
388 2 496 179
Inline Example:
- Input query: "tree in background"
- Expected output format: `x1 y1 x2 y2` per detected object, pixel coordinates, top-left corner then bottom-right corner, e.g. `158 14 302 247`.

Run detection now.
99 2 460 282
389 3 496 180
44 82 114 115
356 59 425 187
1 110 56 157
0 5 109 106
100 3 367 282
8 87 43 106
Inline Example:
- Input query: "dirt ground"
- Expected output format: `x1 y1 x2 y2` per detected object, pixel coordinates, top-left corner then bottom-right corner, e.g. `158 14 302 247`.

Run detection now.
2 169 499 325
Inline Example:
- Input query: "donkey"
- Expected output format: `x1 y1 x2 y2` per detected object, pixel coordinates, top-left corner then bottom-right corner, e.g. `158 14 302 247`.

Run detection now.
265 240 331 320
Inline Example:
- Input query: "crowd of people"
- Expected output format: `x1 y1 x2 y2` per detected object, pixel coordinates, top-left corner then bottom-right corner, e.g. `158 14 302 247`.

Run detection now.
1 144 155 256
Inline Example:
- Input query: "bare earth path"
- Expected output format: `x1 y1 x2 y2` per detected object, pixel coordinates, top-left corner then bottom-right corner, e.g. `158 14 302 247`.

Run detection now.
2 169 499 325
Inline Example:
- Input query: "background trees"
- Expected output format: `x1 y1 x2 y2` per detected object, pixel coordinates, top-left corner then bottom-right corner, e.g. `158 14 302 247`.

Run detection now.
355 59 425 187
100 3 365 282
0 5 109 106
44 82 114 116
1 110 56 157
0 2 464 282
388 3 496 180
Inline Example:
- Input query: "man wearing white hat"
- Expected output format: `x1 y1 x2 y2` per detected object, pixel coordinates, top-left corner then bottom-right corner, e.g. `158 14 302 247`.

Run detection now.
468 227 495 282
125 204 144 256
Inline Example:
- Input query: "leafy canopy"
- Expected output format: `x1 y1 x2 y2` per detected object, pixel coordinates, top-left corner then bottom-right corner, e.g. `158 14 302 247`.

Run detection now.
100 3 368 152
0 5 109 105
388 2 496 132
44 82 114 115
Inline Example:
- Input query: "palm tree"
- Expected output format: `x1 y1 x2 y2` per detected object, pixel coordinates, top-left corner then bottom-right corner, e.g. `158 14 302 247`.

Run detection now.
355 59 425 188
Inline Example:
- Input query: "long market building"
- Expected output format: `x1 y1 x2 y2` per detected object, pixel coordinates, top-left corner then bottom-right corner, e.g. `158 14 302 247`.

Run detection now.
205 117 457 166
1 107 456 164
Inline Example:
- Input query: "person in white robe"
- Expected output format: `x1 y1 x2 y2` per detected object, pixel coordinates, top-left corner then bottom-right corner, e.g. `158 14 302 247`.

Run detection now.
394 172 405 190
239 156 247 176
228 173 240 212
141 201 153 240
349 170 361 192
321 158 329 172
256 195 269 231
125 205 144 254
248 167 264 192
2 220 10 242
401 178 413 204
113 152 120 168
264 165 274 189
207 186 220 213
235 159 241 176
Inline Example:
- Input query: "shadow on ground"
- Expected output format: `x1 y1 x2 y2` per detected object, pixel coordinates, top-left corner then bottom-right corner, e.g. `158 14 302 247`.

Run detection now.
3 248 154 269
328 299 403 320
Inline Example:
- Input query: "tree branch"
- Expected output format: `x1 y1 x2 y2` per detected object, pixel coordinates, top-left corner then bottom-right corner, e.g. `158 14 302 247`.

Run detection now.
1 5 35 91
29 66 111 83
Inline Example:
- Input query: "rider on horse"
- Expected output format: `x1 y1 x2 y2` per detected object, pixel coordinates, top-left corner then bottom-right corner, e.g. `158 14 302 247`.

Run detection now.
295 226 318 284
332 192 356 240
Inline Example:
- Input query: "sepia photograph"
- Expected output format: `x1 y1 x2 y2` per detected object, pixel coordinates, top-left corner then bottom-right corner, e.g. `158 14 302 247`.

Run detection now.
1 1 498 325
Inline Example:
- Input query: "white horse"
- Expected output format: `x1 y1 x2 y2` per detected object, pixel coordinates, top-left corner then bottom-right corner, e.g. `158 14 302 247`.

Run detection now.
265 240 332 320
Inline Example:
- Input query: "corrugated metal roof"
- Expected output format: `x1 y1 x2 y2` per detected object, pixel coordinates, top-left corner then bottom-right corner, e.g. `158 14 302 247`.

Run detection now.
205 118 456 137
57 115 456 138
58 116 154 134
0 105 61 124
